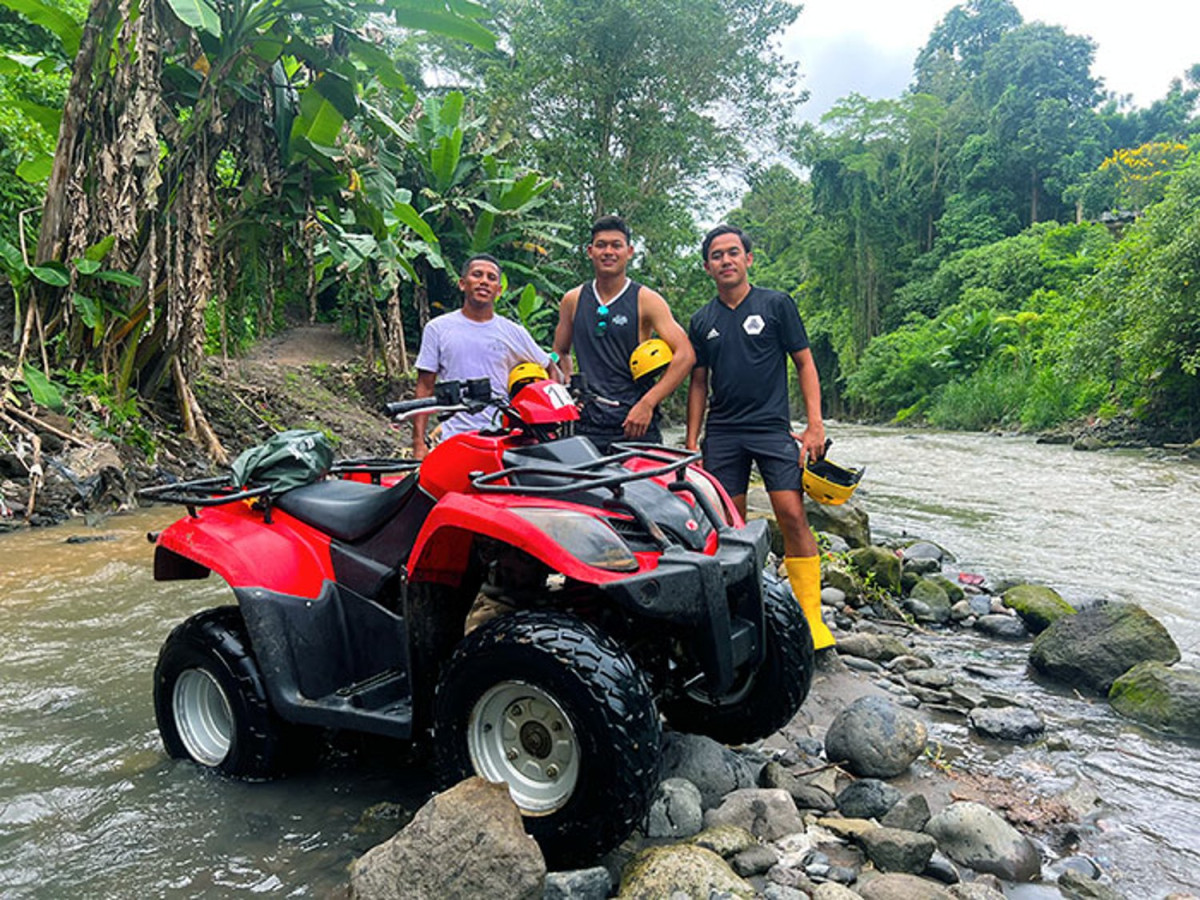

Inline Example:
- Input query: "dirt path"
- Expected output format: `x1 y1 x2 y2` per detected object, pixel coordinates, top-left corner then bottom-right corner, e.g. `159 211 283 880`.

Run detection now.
245 323 362 368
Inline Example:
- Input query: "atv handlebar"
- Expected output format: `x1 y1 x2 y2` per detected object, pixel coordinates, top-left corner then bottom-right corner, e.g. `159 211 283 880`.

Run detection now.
383 377 494 421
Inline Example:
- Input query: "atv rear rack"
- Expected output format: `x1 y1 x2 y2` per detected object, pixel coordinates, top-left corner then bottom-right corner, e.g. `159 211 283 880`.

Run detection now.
139 476 274 517
140 457 422 517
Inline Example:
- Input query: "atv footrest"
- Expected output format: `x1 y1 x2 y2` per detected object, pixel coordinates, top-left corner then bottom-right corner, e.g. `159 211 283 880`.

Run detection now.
334 667 409 711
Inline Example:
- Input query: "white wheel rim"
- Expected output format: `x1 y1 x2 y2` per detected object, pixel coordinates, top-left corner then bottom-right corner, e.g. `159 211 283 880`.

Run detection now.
173 668 233 767
467 680 579 814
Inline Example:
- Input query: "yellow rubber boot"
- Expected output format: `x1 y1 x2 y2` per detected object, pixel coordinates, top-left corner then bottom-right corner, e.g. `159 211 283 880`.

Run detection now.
784 555 835 650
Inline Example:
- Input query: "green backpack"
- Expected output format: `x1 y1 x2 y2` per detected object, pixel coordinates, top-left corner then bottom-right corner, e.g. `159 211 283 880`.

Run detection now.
230 430 334 493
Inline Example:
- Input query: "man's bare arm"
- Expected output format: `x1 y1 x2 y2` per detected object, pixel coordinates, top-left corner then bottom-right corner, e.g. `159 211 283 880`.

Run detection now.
552 288 580 380
789 348 825 463
411 370 437 460
685 366 709 450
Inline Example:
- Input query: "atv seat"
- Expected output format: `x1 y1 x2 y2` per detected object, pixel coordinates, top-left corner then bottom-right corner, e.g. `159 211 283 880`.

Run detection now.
275 475 419 543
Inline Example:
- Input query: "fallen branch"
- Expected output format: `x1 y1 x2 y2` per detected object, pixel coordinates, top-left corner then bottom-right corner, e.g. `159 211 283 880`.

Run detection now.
1 402 93 448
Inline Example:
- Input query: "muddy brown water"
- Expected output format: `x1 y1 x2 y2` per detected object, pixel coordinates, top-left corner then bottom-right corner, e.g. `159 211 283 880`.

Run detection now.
0 426 1197 896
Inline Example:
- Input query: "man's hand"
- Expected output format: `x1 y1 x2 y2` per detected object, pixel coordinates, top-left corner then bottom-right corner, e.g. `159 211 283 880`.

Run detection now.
623 398 654 438
791 425 827 465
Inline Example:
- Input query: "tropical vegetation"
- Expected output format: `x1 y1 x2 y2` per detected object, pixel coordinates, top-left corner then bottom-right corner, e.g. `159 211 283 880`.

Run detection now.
1 0 1198 459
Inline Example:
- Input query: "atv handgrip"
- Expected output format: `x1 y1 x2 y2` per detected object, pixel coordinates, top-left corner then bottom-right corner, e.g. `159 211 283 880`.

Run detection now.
383 396 442 417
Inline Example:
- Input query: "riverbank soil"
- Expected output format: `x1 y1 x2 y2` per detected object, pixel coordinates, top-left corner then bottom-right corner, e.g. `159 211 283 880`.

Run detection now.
0 324 415 528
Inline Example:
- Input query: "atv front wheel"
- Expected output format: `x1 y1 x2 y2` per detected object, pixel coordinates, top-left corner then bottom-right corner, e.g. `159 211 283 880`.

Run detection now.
154 606 294 779
432 610 661 867
660 571 814 745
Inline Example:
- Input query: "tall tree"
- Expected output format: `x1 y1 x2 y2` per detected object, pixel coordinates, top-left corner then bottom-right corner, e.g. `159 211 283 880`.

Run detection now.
443 0 801 282
972 23 1102 227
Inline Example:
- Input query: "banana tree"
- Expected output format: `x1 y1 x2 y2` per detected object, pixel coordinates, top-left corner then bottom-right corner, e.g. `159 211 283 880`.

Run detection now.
405 90 568 327
11 0 493 460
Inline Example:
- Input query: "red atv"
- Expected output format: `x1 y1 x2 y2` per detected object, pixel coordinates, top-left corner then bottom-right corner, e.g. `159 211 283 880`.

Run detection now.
141 375 814 865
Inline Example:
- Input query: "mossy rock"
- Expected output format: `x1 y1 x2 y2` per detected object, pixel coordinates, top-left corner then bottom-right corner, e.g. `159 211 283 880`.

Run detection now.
1030 602 1180 694
927 574 965 604
848 545 902 595
907 577 952 624
617 844 754 899
1109 661 1200 738
1002 584 1075 634
805 500 871 548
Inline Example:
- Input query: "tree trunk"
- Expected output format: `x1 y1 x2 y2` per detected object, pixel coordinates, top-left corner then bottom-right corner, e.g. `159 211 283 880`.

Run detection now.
36 0 116 265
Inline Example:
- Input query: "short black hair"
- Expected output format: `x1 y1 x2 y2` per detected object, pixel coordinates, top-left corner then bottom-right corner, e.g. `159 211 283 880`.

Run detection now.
701 224 752 262
461 253 502 276
590 215 631 242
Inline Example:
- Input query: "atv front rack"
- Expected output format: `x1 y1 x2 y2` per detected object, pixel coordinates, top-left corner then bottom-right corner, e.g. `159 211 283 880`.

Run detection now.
472 443 699 497
472 443 731 549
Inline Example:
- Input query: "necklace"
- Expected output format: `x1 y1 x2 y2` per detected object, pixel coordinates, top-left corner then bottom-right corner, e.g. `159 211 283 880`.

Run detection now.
592 278 630 312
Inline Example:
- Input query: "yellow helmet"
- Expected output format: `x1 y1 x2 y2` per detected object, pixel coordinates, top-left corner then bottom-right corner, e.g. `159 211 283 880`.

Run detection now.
802 457 864 505
508 361 549 396
629 338 672 381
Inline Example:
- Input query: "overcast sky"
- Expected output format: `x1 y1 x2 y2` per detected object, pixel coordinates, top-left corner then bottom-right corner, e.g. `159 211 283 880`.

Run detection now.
783 0 1200 124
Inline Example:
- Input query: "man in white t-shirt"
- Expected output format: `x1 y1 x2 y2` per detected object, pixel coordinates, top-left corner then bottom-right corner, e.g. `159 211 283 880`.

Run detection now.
412 254 557 458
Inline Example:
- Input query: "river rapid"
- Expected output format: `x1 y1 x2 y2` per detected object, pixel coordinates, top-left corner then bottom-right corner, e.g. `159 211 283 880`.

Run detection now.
0 426 1197 897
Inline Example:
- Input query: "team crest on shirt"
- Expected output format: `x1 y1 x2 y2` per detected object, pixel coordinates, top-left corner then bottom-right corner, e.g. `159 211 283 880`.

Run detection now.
612 313 629 326
743 315 765 335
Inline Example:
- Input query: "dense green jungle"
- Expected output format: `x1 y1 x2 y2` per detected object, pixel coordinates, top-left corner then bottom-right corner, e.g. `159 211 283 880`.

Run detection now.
1 0 1198 466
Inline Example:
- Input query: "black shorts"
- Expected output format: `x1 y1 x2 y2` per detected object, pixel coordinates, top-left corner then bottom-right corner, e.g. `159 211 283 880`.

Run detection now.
577 423 662 455
701 429 802 497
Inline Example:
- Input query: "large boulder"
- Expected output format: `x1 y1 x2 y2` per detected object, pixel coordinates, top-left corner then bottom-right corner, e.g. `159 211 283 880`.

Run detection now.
848 546 902 594
617 844 754 899
923 801 1040 882
1030 602 1181 694
825 696 927 778
1002 584 1075 634
349 777 544 900
806 499 871 548
659 732 757 809
1109 661 1200 738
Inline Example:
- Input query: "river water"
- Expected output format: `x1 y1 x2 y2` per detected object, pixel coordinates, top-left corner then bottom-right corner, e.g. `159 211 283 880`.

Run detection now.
0 427 1197 897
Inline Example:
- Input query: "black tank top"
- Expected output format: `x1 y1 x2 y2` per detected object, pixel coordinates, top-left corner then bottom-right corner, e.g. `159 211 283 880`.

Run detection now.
573 280 656 431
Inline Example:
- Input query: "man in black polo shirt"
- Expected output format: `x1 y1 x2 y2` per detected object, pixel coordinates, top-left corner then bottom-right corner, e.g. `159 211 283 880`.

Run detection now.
553 215 694 453
685 224 835 650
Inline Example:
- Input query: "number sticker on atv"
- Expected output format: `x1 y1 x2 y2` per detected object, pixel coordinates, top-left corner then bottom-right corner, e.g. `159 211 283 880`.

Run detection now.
543 383 575 409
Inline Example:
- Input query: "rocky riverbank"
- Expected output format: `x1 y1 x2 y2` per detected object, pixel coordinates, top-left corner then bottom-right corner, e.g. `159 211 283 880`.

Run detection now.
2 333 1197 897
348 502 1200 900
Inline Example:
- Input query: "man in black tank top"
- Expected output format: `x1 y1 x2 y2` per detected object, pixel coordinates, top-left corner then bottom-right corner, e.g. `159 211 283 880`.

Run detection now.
553 215 694 453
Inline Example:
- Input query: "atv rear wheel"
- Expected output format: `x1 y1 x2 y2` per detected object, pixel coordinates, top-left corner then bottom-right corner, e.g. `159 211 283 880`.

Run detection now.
154 606 294 779
432 610 661 867
660 571 814 745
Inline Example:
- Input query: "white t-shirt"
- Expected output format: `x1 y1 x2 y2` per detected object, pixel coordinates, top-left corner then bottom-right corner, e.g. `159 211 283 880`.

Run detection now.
415 310 551 437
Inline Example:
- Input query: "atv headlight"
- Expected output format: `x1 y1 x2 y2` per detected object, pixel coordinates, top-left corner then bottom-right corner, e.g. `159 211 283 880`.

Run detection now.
509 508 638 572
685 466 732 526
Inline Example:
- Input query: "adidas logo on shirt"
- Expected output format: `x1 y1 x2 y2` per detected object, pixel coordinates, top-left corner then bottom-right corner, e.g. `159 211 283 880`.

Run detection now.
706 328 720 340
